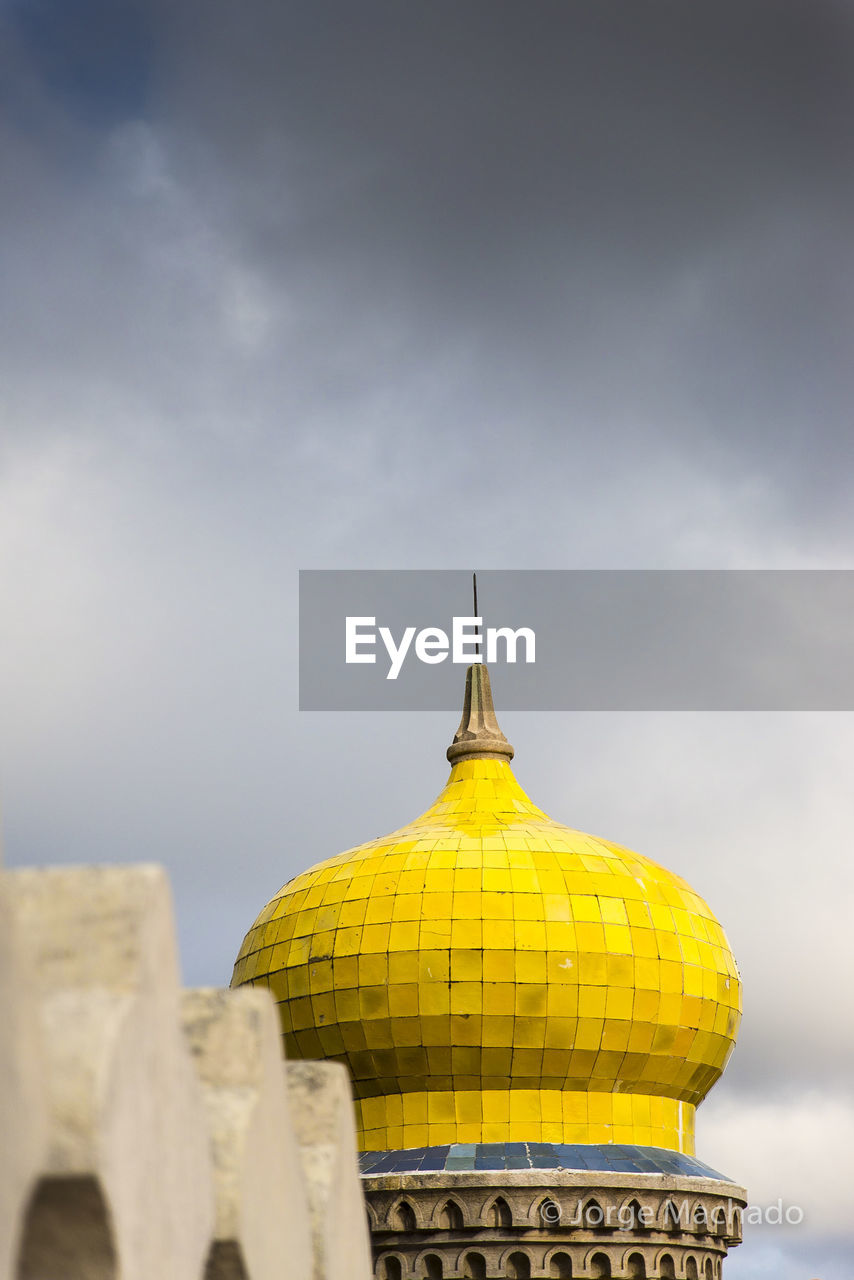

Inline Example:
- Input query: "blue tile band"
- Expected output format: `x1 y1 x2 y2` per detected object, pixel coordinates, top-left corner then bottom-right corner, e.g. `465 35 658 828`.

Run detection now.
359 1142 732 1180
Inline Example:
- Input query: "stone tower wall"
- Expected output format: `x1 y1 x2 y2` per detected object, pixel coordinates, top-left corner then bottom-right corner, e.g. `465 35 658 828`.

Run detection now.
363 1171 745 1280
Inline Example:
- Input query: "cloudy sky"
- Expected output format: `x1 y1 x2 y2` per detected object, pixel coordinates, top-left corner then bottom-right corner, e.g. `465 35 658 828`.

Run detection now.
1 2 853 1274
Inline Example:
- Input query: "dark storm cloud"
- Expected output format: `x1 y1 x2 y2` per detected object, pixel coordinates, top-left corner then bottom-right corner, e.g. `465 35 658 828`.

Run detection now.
8 0 153 125
4 0 854 550
150 1 854 507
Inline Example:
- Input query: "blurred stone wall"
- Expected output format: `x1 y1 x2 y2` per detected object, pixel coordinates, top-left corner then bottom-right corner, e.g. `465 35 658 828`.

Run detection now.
0 862 373 1280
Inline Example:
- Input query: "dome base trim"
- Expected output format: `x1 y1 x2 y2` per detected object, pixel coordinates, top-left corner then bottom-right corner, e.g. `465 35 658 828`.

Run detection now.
356 1089 695 1155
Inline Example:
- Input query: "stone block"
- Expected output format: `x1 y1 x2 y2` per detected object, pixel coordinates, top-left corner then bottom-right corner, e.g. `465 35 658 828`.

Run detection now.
182 987 312 1280
5 864 215 1280
0 873 47 1280
286 1060 373 1280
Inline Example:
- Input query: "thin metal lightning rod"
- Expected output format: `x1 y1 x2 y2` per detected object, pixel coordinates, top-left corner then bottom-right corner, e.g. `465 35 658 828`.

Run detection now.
473 571 481 657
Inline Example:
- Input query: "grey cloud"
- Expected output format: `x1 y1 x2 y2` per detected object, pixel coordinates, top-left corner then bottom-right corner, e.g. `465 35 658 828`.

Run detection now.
725 1235 852 1280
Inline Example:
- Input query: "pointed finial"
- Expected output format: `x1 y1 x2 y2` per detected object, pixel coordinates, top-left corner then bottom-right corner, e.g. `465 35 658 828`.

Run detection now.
446 664 514 764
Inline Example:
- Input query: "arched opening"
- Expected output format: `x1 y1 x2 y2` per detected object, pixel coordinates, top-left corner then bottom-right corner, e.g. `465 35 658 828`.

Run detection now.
392 1201 417 1232
627 1254 646 1279
16 1176 117 1280
506 1252 531 1280
548 1252 572 1278
662 1200 682 1232
685 1259 699 1280
423 1255 443 1280
582 1199 605 1231
539 1198 561 1228
704 1261 714 1280
489 1197 512 1228
621 1200 646 1231
732 1209 742 1240
204 1241 250 1279
380 1258 402 1280
710 1207 727 1236
659 1256 676 1280
463 1253 486 1280
589 1254 611 1279
439 1201 464 1231
692 1205 708 1234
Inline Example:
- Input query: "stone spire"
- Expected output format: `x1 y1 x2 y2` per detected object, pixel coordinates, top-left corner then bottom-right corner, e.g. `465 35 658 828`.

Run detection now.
446 664 514 764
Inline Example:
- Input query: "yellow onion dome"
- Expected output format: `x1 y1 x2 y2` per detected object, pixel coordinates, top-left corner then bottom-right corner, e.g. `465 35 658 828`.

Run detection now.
232 665 741 1154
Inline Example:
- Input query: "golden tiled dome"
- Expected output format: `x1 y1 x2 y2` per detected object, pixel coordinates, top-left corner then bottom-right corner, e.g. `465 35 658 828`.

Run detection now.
232 666 741 1153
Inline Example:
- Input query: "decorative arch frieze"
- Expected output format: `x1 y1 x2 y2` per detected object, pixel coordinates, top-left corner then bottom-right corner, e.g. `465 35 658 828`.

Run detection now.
535 1195 562 1229
586 1249 612 1279
581 1198 605 1231
543 1247 572 1278
460 1250 487 1280
435 1199 465 1231
417 1251 444 1280
485 1196 513 1229
376 1254 405 1280
502 1248 532 1279
624 1249 646 1278
389 1198 420 1232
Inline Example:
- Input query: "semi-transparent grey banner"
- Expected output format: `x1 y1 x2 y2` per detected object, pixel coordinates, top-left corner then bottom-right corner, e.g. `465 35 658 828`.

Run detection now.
299 570 854 710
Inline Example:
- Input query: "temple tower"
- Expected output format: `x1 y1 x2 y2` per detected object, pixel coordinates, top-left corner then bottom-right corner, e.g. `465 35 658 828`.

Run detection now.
232 666 745 1279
